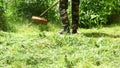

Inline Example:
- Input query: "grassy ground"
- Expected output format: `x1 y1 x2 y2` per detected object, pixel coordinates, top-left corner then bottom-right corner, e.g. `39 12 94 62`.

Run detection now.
0 23 120 68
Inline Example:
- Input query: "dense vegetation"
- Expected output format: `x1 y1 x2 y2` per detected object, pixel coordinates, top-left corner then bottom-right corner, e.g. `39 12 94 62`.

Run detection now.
0 0 120 31
0 0 6 30
0 0 120 68
80 0 120 27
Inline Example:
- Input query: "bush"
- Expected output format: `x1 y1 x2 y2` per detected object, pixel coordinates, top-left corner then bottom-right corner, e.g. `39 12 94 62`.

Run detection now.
0 0 17 31
1 0 120 30
16 0 58 21
0 0 7 31
79 0 120 28
1 0 60 31
0 2 4 23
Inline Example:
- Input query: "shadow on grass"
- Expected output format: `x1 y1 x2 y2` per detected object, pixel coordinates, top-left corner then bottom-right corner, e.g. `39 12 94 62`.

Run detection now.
83 32 120 38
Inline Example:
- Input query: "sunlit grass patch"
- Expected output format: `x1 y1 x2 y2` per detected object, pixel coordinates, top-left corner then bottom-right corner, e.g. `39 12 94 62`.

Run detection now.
0 23 120 68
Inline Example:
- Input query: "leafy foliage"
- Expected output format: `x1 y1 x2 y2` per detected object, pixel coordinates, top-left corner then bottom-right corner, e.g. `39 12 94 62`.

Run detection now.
0 0 120 31
16 0 59 21
0 0 7 31
80 0 120 28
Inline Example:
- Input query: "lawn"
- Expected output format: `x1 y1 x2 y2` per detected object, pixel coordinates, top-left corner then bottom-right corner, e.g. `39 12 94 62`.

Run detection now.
0 23 120 68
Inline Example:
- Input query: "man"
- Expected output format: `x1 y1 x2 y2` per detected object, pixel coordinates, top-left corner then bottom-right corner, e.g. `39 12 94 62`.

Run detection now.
59 0 80 34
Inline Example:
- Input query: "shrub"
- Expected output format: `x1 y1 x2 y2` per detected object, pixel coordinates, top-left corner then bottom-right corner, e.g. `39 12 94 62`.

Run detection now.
79 0 120 28
0 0 7 31
16 0 58 21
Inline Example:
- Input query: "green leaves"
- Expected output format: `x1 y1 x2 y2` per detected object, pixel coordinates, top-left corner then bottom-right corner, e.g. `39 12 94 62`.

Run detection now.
79 0 120 28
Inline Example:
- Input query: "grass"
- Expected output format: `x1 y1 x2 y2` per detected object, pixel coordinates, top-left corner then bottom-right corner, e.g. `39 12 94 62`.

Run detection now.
0 22 120 68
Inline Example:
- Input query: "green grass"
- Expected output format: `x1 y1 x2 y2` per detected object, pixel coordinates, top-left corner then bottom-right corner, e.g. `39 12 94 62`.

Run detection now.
0 23 120 68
